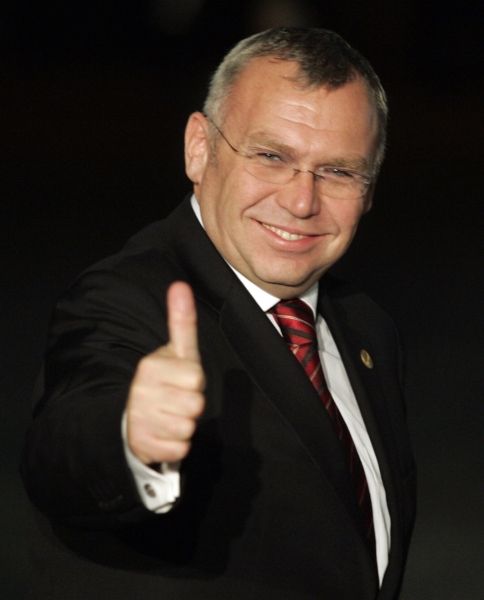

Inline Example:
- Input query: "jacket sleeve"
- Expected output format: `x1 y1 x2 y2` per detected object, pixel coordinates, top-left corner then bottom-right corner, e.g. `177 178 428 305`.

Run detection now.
20 264 171 528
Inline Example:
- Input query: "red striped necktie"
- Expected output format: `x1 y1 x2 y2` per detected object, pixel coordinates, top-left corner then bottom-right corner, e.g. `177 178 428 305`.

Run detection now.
271 299 375 548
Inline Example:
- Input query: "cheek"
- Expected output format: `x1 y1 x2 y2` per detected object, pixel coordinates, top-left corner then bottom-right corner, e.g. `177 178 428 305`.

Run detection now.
219 179 275 225
330 202 365 233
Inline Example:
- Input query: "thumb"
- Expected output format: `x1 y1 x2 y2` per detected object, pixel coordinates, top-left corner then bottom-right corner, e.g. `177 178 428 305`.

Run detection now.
167 281 200 361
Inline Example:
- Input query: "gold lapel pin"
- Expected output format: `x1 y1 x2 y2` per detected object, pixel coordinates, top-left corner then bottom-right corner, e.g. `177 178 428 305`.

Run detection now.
360 349 374 369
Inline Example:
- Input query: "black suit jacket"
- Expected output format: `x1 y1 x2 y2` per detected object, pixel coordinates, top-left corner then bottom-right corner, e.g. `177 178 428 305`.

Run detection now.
21 198 416 599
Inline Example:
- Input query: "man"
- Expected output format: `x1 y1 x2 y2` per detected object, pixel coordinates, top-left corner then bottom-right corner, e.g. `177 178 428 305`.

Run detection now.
21 28 415 599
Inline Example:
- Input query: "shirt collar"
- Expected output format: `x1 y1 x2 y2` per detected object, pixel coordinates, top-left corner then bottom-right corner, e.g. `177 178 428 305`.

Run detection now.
190 194 318 318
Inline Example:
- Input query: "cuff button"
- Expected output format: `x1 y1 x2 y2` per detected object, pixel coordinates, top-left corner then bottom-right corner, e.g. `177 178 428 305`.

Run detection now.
144 483 156 498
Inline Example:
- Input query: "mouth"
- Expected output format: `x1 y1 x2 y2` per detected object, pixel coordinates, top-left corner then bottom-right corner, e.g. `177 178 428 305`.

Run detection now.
261 222 309 241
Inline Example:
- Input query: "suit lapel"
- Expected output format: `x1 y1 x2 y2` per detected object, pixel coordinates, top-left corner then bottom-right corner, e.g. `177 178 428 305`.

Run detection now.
318 286 404 556
218 280 363 520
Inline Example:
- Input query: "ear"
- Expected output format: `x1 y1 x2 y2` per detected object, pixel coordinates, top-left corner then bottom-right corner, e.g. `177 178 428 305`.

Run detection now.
363 183 375 214
184 112 210 186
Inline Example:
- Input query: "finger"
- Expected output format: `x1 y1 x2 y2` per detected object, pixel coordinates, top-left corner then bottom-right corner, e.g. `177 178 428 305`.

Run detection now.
135 353 205 392
130 436 191 465
130 380 205 418
167 281 200 361
143 439 191 463
154 388 205 419
152 412 197 442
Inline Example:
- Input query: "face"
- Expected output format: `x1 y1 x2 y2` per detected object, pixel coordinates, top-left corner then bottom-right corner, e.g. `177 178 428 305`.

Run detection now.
185 57 379 298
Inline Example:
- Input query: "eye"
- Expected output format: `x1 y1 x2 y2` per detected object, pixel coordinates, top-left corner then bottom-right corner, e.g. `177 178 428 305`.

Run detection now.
324 167 356 180
255 151 285 164
256 151 284 162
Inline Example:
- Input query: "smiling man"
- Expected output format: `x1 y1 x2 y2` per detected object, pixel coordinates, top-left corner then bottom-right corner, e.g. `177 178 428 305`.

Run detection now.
22 28 415 600
187 57 378 298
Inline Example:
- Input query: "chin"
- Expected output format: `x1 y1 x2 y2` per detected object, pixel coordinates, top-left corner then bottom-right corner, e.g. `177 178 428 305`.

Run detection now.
256 269 321 293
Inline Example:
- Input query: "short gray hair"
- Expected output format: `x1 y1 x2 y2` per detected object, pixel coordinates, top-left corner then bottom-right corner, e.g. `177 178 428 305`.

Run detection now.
203 27 388 174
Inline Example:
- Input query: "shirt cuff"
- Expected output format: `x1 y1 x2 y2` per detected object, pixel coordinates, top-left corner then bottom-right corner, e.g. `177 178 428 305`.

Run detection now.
121 412 180 513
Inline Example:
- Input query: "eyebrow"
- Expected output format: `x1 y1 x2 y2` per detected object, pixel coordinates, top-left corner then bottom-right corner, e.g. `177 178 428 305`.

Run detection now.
245 131 371 174
324 156 372 173
245 132 297 158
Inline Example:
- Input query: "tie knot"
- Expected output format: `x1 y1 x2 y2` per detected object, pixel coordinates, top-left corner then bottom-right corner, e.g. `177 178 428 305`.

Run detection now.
270 299 317 347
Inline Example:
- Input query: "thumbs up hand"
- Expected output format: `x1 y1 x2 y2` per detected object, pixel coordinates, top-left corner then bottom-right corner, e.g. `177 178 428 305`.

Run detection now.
126 282 205 464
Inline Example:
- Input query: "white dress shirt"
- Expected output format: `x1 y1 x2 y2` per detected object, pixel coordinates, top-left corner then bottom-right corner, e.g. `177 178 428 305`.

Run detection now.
122 195 391 583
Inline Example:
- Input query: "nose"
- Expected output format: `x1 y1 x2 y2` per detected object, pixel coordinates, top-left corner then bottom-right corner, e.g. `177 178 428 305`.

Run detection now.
276 170 320 219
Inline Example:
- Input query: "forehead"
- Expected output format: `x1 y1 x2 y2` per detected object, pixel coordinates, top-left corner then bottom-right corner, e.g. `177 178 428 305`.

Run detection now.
224 57 378 153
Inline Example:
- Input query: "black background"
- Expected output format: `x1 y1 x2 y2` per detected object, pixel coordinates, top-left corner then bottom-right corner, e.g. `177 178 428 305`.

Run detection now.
2 1 482 598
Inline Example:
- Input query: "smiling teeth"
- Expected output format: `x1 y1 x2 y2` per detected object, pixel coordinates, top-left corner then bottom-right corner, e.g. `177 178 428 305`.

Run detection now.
263 223 305 241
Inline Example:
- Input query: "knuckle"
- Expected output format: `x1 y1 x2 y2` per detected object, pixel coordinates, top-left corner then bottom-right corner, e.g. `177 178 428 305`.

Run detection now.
180 417 196 439
136 354 159 378
188 392 205 417
127 434 150 463
127 384 159 413
167 415 196 440
162 440 190 462
176 440 191 458
189 362 206 390
127 382 146 405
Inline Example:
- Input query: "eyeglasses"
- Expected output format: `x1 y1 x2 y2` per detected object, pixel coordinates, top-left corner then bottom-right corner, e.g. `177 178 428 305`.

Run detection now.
207 117 372 201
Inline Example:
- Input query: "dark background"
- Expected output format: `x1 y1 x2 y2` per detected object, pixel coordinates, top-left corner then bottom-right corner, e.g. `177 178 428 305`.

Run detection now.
2 1 482 598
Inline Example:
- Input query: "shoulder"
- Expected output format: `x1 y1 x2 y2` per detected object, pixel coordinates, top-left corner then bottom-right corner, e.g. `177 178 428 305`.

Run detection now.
48 204 192 352
64 199 197 302
320 273 402 369
322 273 395 326
91 199 193 283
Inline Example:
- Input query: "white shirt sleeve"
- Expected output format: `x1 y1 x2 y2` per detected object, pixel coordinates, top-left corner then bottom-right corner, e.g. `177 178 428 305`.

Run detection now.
121 412 180 513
